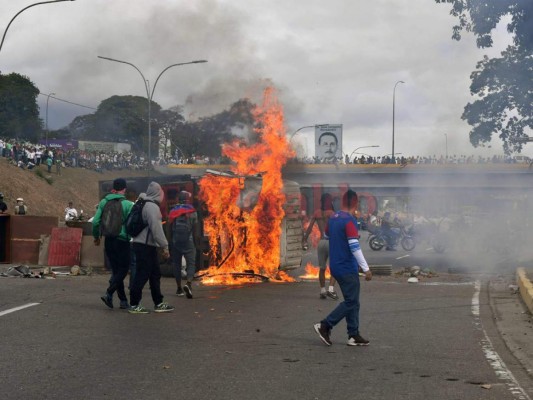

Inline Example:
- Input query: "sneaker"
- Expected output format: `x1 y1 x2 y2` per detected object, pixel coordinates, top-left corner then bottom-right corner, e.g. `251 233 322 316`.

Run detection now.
128 305 150 314
154 302 174 313
314 323 332 346
176 287 185 297
347 334 370 346
319 292 327 300
386 247 397 251
100 294 113 309
326 290 339 300
119 300 130 309
183 284 193 299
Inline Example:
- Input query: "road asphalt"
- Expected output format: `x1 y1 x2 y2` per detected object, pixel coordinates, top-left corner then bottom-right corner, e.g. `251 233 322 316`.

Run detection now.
1 262 532 376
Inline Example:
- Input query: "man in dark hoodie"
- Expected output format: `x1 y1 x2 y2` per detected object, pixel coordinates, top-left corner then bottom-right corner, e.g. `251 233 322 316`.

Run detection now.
93 178 134 310
129 181 174 314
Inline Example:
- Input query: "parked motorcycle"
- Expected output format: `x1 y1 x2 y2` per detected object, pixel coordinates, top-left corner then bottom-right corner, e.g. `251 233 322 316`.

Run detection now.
368 226 416 251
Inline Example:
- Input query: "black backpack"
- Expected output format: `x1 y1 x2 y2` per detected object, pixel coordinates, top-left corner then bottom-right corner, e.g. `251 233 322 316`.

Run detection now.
172 214 193 246
125 198 153 237
99 198 123 237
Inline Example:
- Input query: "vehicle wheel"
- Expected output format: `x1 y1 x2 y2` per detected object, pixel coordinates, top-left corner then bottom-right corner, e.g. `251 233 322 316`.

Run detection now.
369 236 385 251
401 236 416 251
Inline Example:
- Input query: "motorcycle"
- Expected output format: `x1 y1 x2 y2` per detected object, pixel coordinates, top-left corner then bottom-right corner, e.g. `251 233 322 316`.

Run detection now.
368 226 416 251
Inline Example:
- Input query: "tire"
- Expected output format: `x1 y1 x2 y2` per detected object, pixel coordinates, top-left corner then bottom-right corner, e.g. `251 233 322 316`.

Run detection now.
401 236 416 251
369 236 385 251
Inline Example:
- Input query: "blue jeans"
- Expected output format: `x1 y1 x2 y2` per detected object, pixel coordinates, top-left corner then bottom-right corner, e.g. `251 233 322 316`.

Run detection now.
321 273 361 337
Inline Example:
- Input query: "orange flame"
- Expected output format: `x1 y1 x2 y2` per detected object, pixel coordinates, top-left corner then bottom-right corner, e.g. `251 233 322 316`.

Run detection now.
299 262 331 280
199 87 296 285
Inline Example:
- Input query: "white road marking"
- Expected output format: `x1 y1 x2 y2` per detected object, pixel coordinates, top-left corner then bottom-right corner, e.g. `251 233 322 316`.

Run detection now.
426 247 434 251
0 303 40 317
472 281 531 400
396 255 410 260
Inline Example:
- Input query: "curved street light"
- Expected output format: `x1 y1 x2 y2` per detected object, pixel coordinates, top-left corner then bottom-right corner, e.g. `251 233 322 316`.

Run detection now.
349 145 380 161
289 124 328 141
97 56 207 172
45 92 55 146
392 80 405 162
0 0 75 55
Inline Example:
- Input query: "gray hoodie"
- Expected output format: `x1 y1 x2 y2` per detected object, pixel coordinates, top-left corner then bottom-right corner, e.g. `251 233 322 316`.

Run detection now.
132 181 169 249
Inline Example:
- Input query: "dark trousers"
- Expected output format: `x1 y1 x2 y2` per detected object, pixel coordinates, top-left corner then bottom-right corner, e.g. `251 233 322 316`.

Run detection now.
104 237 131 302
130 243 163 307
171 242 196 283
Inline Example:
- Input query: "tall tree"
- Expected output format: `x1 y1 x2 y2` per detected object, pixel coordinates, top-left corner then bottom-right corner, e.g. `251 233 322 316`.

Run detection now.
436 0 533 154
0 72 41 141
157 107 185 159
69 95 162 154
173 98 256 159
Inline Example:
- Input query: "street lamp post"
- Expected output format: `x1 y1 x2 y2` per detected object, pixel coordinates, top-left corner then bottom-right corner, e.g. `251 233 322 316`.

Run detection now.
97 56 207 171
392 80 405 163
45 92 55 146
289 124 328 141
0 0 75 55
349 145 380 162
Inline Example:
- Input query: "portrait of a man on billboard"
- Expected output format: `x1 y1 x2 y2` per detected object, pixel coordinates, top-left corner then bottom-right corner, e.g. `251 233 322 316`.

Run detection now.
315 125 342 162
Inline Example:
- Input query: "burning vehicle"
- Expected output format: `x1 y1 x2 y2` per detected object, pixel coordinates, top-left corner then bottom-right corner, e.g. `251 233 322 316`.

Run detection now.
99 87 302 284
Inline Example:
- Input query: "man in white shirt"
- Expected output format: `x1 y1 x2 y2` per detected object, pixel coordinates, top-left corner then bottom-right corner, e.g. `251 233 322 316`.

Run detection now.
64 201 78 221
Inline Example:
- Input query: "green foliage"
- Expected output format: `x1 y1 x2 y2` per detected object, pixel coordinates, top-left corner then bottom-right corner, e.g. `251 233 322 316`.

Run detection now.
0 73 42 141
66 96 256 160
436 0 533 154
69 95 162 153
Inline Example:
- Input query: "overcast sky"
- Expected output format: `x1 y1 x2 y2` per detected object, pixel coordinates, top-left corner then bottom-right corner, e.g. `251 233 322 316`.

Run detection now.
1 0 518 158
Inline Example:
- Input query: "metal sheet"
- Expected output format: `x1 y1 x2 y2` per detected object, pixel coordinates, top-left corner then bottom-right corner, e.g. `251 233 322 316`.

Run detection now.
47 227 83 266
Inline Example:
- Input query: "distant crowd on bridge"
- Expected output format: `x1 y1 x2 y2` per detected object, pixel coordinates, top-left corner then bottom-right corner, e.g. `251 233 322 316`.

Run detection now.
1 137 529 174
290 153 530 165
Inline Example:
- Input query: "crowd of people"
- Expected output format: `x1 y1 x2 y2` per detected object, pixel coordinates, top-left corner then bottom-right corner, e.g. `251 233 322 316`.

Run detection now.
292 153 531 165
2 137 529 172
91 178 200 314
0 137 227 174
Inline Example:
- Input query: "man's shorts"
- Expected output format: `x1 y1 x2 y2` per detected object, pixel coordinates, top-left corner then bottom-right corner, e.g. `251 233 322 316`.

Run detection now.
317 238 329 270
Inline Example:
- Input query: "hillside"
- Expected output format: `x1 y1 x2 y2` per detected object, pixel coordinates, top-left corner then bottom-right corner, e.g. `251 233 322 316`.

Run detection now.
0 160 155 220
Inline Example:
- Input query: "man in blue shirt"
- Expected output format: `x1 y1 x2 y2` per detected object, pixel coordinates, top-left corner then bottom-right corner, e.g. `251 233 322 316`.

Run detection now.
314 190 373 346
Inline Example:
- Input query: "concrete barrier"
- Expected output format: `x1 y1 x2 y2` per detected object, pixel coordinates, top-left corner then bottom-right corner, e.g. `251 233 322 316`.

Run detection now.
517 267 533 314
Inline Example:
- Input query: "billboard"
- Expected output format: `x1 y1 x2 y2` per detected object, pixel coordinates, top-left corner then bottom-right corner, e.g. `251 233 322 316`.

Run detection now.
38 139 78 150
315 124 342 161
78 141 131 153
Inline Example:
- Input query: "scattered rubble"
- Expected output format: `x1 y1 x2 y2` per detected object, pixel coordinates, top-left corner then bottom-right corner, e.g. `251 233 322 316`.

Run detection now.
0 264 92 278
395 266 439 283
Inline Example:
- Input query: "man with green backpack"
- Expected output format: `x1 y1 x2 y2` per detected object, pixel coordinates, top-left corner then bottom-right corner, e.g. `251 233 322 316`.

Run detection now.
92 178 134 310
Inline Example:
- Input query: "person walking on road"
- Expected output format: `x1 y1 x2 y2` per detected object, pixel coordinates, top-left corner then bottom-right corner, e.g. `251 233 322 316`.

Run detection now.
93 178 134 310
314 190 372 346
129 181 174 314
302 193 338 300
168 190 199 299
